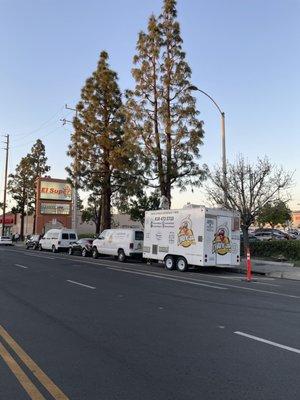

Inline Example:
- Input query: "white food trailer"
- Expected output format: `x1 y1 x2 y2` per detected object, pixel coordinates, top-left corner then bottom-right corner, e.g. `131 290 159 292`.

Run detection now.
143 206 240 272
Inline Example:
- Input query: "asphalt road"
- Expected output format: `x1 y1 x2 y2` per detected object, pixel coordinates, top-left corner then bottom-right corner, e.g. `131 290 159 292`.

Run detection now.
0 245 299 400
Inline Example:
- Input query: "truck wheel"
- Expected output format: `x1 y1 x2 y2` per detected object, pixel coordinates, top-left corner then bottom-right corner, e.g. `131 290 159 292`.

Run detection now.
92 247 98 259
164 255 175 271
117 249 126 262
52 245 57 253
176 257 188 272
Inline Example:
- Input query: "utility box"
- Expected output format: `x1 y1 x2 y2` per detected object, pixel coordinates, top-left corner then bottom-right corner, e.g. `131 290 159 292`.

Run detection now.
143 206 240 271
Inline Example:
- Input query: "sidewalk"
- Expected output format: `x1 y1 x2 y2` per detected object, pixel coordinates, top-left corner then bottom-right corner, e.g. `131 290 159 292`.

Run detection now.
240 257 300 281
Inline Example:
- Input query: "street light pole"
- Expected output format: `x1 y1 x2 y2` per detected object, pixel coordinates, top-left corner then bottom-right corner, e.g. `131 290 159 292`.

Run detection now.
189 86 227 205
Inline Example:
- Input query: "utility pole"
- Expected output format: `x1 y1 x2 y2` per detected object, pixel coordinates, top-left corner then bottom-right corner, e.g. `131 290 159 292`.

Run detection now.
2 134 9 236
64 104 78 231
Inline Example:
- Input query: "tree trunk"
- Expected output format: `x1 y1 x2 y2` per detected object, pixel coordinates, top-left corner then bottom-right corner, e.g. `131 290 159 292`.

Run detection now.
100 157 111 231
100 189 111 231
95 205 101 235
241 225 250 255
20 210 25 241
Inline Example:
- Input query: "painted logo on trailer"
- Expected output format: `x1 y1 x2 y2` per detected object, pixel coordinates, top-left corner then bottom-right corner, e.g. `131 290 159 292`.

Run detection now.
177 216 196 248
212 226 231 255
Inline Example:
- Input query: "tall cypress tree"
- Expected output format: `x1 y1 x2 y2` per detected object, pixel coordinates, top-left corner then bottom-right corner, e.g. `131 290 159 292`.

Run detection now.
8 156 35 239
28 139 50 233
126 0 206 206
68 51 137 231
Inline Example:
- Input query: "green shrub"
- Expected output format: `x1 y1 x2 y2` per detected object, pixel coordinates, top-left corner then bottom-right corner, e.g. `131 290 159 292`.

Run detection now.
241 240 300 261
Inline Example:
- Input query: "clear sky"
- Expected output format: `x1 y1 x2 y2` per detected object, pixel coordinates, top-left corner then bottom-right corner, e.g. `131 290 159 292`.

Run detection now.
0 0 299 209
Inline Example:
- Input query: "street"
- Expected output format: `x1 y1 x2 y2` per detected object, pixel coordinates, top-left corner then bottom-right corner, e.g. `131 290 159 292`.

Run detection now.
0 246 299 400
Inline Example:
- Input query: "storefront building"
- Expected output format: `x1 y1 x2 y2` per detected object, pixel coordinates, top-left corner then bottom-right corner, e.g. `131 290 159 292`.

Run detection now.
35 177 73 234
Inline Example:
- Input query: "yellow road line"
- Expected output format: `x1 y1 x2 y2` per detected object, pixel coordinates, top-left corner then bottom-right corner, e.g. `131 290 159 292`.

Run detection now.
0 325 69 400
0 342 46 400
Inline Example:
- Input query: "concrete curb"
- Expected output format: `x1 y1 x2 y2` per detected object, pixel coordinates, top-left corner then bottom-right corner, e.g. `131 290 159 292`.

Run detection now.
266 271 300 281
241 257 294 268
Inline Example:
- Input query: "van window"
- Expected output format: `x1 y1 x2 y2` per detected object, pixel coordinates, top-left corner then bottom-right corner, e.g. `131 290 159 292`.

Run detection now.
70 233 76 240
62 233 69 240
135 231 144 241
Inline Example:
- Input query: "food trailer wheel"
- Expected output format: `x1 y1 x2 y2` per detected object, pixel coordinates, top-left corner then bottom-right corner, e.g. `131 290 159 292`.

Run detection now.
176 257 188 272
164 255 175 271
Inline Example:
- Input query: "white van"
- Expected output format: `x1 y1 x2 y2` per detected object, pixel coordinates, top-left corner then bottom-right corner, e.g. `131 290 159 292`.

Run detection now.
92 229 144 262
39 229 78 253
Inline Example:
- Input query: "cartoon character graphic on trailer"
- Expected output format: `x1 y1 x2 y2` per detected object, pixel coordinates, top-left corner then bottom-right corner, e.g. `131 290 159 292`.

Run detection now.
212 225 231 255
177 216 196 247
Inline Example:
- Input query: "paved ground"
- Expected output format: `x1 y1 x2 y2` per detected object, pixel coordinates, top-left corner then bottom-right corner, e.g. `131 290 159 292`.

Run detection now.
0 246 299 399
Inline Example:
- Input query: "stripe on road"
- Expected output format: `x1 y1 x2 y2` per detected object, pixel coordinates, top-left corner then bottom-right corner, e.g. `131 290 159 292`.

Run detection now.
14 264 28 269
0 325 69 399
66 280 96 290
0 342 45 400
106 267 227 290
234 331 300 355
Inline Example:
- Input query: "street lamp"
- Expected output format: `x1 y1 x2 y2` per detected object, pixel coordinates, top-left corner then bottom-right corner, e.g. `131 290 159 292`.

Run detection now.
189 85 227 205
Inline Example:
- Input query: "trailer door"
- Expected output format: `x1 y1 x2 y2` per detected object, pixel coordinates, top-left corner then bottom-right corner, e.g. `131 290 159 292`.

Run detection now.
204 217 217 265
214 216 232 265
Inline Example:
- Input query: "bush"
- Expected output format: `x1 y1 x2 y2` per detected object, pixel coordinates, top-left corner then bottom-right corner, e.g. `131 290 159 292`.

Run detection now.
242 240 300 261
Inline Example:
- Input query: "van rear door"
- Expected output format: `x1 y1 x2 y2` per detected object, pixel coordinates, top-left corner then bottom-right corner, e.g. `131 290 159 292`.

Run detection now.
60 232 70 248
133 231 143 252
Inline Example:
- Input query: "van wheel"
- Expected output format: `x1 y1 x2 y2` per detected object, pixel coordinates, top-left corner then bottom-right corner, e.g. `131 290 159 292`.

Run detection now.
117 249 126 262
82 248 87 257
39 244 43 251
92 247 98 259
52 245 57 253
68 247 73 256
165 255 175 271
176 257 188 272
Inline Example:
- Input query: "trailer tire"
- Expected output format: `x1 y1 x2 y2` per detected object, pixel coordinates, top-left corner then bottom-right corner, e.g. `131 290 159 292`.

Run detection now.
164 255 175 271
176 257 188 272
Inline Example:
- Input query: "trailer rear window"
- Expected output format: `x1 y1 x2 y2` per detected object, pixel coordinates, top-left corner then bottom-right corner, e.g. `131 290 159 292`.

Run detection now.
135 231 144 241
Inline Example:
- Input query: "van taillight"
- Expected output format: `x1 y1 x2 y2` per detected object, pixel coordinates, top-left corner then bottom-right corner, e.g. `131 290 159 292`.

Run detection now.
58 241 61 245
130 243 134 249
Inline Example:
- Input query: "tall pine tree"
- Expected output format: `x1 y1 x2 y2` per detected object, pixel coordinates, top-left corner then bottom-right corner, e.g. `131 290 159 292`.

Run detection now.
68 51 139 231
126 0 206 206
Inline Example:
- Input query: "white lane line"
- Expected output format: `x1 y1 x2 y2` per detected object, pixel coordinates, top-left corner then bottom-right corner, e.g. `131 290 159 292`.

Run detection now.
106 267 227 290
234 331 300 355
66 280 96 290
61 259 298 298
6 250 56 260
23 254 56 260
106 266 300 298
247 281 280 287
14 264 28 269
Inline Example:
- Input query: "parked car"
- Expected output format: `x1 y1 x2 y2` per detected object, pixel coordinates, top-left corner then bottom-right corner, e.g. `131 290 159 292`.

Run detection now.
39 229 78 253
254 228 292 240
240 233 259 243
68 238 94 257
0 236 13 246
25 234 42 250
254 231 286 241
92 229 144 262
